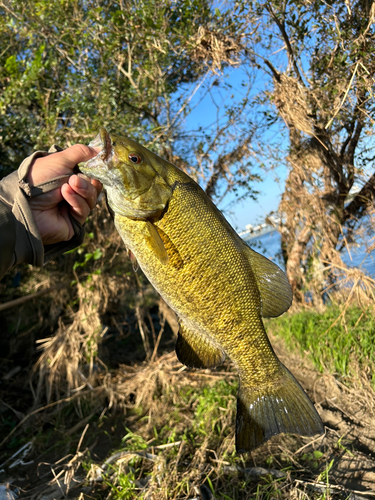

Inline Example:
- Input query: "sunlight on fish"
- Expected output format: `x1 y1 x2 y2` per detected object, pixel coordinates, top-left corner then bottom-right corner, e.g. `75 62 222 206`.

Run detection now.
80 128 324 452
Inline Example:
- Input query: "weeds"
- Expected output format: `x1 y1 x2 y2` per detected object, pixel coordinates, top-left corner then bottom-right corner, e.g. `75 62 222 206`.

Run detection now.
269 305 375 386
1 203 375 497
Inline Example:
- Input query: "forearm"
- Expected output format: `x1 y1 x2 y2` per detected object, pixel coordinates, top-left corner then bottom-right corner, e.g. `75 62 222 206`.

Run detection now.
0 151 47 280
0 147 85 280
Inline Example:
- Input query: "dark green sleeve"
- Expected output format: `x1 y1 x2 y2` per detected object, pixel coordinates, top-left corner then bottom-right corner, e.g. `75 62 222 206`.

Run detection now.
0 201 16 279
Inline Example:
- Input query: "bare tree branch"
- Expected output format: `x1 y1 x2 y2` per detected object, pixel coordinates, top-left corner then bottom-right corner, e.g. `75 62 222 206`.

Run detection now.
266 2 305 86
344 172 375 222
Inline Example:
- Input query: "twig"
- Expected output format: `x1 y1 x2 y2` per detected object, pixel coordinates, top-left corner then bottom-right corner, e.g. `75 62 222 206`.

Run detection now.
150 316 165 363
77 424 89 453
0 288 53 312
325 62 359 129
0 388 100 449
294 478 375 498
222 465 286 479
153 441 181 450
103 450 157 469
0 282 70 312
0 398 24 420
135 306 152 360
294 433 326 455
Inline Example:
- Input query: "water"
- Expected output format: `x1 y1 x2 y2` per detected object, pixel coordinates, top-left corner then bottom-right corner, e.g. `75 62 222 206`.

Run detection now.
244 230 375 277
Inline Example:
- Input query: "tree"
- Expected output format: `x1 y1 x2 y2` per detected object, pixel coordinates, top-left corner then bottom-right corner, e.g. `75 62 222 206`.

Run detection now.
0 0 261 207
243 0 375 300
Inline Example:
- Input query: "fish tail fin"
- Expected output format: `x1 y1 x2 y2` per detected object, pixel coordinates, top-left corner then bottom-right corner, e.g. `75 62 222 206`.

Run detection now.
236 363 324 453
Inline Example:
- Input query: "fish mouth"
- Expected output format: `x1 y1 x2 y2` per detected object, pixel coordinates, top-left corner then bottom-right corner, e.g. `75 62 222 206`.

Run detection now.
89 128 112 162
78 128 114 183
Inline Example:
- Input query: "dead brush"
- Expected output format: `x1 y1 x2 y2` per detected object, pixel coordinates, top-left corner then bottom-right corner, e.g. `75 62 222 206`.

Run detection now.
189 26 243 74
98 351 196 411
88 353 239 500
31 198 136 405
322 259 375 308
34 273 110 403
273 74 316 137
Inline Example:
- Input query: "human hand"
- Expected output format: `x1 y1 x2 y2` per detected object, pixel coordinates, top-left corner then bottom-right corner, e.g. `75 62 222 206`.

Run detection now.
27 144 103 245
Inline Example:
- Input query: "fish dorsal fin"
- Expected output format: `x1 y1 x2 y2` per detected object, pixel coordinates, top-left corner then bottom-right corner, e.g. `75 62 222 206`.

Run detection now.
144 221 169 264
243 244 293 318
176 321 225 369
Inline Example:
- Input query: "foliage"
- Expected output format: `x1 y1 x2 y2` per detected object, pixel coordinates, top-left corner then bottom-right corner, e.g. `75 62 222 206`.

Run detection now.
0 0 261 205
4 0 374 299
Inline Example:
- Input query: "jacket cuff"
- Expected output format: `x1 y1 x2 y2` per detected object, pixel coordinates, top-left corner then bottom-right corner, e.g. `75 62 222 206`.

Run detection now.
0 146 85 271
0 151 48 268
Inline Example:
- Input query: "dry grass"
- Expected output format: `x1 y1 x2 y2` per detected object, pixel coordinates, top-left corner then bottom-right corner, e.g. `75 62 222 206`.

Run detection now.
4 350 375 499
189 26 244 74
274 74 316 137
322 260 375 309
34 274 110 403
2 318 375 499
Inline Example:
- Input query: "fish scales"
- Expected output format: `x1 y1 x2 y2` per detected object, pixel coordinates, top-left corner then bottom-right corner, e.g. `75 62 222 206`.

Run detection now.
117 180 277 375
80 128 324 452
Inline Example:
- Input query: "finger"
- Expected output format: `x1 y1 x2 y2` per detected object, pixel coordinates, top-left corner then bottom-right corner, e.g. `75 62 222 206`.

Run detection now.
28 144 102 185
78 174 103 196
61 144 102 170
68 175 99 210
61 183 91 225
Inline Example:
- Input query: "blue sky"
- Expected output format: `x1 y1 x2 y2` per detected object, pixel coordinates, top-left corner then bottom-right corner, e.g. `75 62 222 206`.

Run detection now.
225 170 286 231
180 66 288 232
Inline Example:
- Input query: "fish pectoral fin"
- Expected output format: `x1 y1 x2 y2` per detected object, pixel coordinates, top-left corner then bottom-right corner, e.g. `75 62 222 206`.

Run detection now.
236 363 324 453
143 221 169 264
176 322 225 369
243 244 293 318
153 226 184 270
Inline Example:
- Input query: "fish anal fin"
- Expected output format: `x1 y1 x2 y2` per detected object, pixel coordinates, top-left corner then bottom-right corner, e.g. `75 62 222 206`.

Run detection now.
243 245 293 318
176 322 225 369
235 364 324 453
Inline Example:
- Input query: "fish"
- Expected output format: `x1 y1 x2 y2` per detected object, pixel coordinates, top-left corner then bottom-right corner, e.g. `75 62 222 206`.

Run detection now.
80 128 324 452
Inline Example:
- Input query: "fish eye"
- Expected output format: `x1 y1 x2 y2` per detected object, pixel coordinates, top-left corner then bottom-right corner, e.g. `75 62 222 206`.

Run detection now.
128 153 142 164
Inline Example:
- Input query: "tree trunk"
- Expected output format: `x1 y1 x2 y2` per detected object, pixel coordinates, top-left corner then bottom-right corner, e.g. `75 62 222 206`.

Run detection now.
285 225 312 302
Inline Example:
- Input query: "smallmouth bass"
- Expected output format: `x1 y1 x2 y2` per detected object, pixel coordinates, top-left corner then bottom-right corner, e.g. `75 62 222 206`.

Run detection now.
80 128 324 452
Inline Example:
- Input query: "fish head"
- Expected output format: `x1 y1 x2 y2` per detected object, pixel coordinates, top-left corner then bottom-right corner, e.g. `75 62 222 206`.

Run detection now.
80 128 172 219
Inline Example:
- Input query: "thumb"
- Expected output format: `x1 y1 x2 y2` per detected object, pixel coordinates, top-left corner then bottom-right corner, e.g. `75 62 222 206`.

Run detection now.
27 144 102 186
55 144 101 171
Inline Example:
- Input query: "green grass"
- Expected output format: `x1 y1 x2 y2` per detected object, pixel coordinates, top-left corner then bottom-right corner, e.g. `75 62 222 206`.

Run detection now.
269 305 375 385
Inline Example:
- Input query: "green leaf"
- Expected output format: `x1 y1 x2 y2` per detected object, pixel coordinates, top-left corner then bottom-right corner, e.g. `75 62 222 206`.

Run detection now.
5 55 18 75
93 248 103 260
